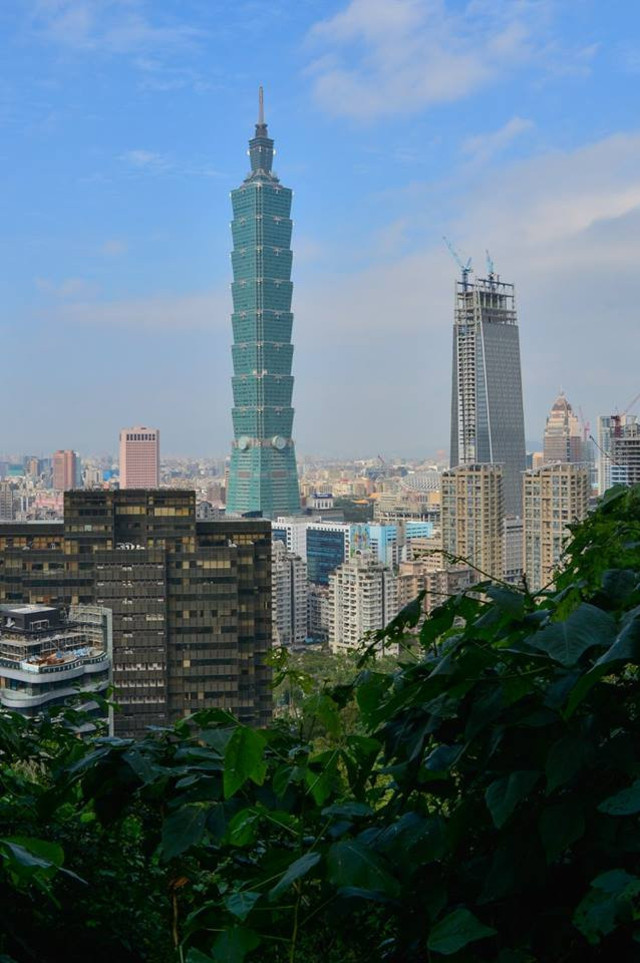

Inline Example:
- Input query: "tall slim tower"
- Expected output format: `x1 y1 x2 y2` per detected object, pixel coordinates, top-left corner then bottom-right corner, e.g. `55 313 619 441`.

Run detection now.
226 88 301 518
449 272 526 516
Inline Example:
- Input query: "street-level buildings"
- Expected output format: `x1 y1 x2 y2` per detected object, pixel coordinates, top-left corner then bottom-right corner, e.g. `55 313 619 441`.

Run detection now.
449 274 526 516
226 90 300 518
441 464 504 581
523 463 590 592
0 490 272 738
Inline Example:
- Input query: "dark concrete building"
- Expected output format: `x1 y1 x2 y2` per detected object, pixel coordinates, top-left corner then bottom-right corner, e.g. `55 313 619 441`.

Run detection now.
0 490 272 738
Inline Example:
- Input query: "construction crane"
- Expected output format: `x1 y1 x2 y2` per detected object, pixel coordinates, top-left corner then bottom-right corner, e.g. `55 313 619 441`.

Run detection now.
443 236 472 290
611 389 640 438
486 249 495 276
485 249 497 289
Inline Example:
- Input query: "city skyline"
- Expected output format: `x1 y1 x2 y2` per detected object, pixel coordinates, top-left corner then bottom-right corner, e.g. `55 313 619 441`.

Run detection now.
2 1 640 456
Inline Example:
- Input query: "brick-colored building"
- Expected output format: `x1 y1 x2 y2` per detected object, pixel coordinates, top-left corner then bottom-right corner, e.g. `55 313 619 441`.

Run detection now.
119 426 160 489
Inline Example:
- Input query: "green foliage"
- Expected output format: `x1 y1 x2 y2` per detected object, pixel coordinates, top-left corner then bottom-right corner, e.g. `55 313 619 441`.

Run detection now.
2 487 640 961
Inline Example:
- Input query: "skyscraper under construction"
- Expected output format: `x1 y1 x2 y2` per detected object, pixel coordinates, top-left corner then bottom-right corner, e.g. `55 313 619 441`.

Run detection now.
226 89 301 518
449 270 526 516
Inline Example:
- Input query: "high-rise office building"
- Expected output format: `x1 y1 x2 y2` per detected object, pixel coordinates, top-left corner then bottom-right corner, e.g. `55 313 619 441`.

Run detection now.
523 463 590 592
441 464 504 580
543 393 585 465
328 556 398 654
226 89 301 518
52 450 79 492
0 491 271 737
449 273 526 515
119 427 160 489
272 540 307 647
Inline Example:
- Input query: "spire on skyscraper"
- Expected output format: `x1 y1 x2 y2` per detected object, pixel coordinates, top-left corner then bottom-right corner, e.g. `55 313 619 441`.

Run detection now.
258 85 265 126
248 85 274 178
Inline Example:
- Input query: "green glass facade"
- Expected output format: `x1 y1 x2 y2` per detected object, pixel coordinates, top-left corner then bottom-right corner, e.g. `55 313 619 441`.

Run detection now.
226 94 301 518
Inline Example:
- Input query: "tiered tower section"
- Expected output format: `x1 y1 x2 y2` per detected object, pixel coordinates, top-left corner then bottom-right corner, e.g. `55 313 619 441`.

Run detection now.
226 88 301 517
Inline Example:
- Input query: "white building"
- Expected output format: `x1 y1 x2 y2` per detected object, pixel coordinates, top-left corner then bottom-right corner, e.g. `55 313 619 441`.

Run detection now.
328 556 398 654
523 462 590 592
272 540 308 647
441 464 504 581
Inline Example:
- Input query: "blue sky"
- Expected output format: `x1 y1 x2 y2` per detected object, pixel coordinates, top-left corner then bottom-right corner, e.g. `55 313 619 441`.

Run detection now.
1 0 640 459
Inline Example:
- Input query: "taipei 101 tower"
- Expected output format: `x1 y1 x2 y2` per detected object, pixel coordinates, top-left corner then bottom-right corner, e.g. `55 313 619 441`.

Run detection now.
226 88 301 518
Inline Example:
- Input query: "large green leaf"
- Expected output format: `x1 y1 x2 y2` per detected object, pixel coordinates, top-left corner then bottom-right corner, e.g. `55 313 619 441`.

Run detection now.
538 800 585 862
601 569 639 607
528 604 616 666
327 840 400 897
545 735 588 793
223 727 267 799
485 771 540 828
269 850 321 900
593 607 640 669
573 870 640 945
427 908 496 955
224 891 261 921
598 779 640 815
485 585 525 619
225 808 259 847
186 951 214 963
211 926 259 962
0 837 64 884
160 805 207 861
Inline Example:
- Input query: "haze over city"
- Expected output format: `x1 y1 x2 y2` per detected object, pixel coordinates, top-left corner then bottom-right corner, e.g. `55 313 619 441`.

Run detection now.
2 0 639 457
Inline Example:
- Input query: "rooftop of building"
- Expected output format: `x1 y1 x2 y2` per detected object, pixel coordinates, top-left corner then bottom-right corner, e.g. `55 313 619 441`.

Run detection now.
0 604 58 616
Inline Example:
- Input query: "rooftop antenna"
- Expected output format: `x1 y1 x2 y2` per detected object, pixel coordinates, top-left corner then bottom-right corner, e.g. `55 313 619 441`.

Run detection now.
258 85 264 126
443 236 473 291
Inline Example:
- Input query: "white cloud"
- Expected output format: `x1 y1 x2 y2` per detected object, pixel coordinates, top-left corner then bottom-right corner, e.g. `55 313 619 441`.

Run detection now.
35 276 98 298
48 289 227 330
120 148 171 172
100 238 128 256
29 0 201 55
119 149 222 178
462 116 534 164
306 0 550 120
